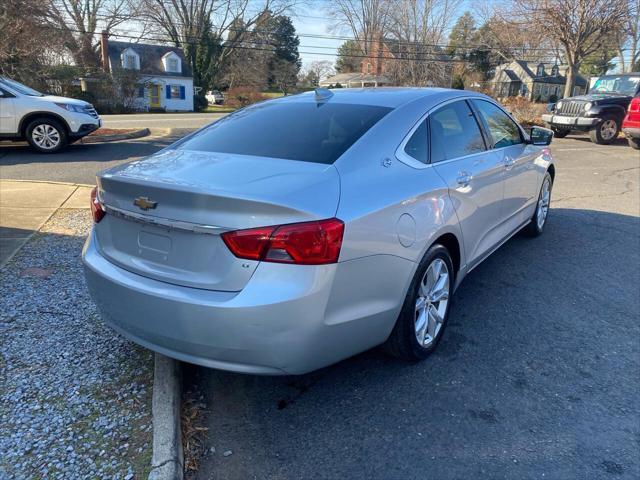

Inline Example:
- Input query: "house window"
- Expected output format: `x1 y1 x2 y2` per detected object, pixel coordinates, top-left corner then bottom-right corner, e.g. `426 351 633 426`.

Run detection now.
124 54 137 69
366 63 372 74
170 85 181 99
536 64 545 77
551 65 559 76
168 58 179 72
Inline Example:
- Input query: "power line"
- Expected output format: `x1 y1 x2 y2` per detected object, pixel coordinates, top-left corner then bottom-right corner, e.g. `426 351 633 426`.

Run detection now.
87 12 585 54
38 25 476 64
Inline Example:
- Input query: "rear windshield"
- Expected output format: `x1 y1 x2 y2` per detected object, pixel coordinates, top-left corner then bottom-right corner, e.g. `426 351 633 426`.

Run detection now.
176 101 393 164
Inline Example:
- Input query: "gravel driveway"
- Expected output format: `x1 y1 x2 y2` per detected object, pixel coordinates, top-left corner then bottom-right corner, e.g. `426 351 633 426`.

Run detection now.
0 209 153 479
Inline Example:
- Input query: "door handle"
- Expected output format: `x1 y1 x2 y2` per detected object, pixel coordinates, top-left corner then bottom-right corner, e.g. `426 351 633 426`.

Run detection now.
504 157 515 169
456 173 472 187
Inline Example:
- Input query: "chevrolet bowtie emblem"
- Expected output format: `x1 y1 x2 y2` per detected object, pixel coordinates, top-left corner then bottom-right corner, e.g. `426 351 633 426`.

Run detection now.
133 196 158 210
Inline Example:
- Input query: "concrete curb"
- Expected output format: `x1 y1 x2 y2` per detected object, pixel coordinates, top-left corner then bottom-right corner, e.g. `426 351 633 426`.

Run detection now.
148 353 184 480
81 128 150 144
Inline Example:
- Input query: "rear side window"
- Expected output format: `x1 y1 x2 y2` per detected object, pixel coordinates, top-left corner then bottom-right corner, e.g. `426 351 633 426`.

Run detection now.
429 101 486 162
403 120 429 164
177 101 392 164
472 100 522 149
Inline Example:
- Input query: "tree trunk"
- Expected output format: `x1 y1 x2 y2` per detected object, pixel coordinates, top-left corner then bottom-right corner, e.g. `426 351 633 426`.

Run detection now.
564 63 577 98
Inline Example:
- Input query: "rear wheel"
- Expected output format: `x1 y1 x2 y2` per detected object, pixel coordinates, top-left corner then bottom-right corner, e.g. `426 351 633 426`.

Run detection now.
25 118 68 153
552 127 570 138
383 244 454 361
589 115 620 145
524 172 552 237
628 137 640 150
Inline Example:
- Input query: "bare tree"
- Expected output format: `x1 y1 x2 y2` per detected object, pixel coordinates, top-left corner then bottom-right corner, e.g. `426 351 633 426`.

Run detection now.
0 0 63 84
331 0 392 55
306 60 335 83
385 0 462 86
616 0 640 72
510 0 628 97
46 0 132 69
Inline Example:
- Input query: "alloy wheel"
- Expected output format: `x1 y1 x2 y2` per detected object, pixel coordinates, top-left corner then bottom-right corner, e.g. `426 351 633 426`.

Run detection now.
31 124 61 150
600 119 618 141
414 258 449 347
537 177 551 229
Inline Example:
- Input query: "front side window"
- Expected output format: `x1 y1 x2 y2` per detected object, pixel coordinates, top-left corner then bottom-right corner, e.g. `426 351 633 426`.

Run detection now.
168 58 179 72
176 102 392 164
472 100 522 149
403 120 428 164
170 85 181 98
428 101 486 163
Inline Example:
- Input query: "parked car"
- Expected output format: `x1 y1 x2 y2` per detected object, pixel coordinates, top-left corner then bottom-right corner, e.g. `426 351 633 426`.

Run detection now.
83 88 554 375
0 77 101 153
622 93 640 150
205 90 224 105
541 72 640 144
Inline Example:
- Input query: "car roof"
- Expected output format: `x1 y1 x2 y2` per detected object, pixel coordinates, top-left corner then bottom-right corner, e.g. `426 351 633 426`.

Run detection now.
275 87 485 109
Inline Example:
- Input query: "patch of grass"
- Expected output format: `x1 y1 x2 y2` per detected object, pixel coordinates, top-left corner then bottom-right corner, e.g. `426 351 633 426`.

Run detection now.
204 105 236 113
261 92 285 98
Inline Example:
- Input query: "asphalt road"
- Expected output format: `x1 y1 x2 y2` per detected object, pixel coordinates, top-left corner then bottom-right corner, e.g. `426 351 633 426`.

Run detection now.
0 130 189 184
188 136 639 480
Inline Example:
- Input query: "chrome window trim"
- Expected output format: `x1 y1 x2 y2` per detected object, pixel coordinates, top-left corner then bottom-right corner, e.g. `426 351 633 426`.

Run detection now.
103 204 229 234
395 95 490 170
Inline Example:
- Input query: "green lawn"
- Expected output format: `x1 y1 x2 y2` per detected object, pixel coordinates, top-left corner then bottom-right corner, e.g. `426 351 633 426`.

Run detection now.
204 105 237 113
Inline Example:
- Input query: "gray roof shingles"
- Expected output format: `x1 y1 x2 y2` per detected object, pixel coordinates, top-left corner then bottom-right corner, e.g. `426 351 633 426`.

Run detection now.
107 41 192 78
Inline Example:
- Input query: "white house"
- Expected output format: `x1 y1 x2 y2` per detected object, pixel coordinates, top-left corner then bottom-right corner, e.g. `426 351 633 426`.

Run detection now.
101 33 194 112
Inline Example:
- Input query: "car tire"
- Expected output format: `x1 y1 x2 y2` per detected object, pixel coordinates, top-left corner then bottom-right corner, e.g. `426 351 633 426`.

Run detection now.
589 115 620 145
628 137 640 150
551 128 570 138
523 172 553 237
383 244 454 361
25 118 68 153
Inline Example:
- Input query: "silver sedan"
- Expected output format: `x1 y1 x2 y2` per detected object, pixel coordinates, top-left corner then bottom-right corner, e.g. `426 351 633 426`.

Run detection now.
83 88 554 374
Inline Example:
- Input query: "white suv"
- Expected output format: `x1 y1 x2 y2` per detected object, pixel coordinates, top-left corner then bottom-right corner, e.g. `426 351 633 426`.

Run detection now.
0 77 101 153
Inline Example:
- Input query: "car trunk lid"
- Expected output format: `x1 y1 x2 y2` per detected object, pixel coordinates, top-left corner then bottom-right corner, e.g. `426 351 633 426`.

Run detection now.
94 149 340 291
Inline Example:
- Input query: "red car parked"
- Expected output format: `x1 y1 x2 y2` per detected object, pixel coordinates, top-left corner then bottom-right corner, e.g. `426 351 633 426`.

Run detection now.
622 94 640 150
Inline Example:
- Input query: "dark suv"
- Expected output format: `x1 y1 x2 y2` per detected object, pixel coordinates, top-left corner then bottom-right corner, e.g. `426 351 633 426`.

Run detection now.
542 73 640 144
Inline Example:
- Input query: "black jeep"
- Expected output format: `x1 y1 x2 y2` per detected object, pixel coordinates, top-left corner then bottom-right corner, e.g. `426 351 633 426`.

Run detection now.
542 73 640 144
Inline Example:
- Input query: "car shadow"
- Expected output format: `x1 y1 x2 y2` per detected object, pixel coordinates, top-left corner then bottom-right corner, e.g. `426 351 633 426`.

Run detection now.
190 207 640 480
562 134 629 147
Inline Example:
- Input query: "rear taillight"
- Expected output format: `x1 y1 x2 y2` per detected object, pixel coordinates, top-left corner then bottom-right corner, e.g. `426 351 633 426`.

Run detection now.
221 218 344 265
90 186 105 223
629 97 640 113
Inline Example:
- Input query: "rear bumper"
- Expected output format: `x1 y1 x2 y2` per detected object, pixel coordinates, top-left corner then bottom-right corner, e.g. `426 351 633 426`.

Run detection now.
622 126 640 139
541 114 599 130
82 230 412 374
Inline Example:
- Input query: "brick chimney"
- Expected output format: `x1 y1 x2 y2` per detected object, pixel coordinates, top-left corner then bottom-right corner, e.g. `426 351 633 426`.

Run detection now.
100 30 110 73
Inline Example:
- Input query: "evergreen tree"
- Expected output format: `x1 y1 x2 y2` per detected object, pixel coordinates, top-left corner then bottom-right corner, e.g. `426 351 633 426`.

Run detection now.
447 12 477 60
335 40 362 73
267 15 301 92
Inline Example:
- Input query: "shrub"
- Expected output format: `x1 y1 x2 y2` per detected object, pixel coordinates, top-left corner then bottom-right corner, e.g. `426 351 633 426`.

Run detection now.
502 97 546 128
194 93 208 112
225 87 266 108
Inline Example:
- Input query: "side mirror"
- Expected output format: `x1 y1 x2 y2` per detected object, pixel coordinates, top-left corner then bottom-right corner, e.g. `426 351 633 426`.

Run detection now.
530 126 553 146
